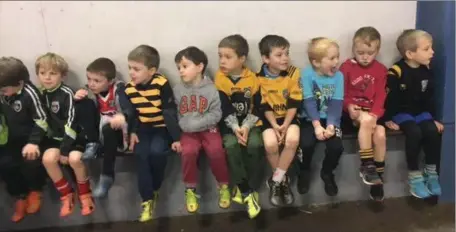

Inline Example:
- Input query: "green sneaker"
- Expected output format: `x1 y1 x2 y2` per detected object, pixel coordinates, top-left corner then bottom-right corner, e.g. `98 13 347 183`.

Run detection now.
232 186 243 204
219 184 231 209
185 188 199 213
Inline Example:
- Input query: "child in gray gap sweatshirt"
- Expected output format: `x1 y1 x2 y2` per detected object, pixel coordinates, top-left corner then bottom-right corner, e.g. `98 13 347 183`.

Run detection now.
173 46 230 214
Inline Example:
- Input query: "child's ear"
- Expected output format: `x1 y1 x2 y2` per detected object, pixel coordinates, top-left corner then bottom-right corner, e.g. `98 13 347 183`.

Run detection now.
405 50 414 61
239 55 247 64
311 59 320 69
261 55 269 64
197 63 204 73
147 67 157 76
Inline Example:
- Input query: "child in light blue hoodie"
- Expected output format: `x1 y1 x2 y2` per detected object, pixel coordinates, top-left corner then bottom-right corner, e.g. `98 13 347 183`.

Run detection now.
297 37 344 197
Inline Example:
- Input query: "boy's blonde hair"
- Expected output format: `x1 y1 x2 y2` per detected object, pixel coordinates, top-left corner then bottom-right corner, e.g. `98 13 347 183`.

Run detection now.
35 52 69 76
353 26 381 48
307 37 339 65
396 29 433 57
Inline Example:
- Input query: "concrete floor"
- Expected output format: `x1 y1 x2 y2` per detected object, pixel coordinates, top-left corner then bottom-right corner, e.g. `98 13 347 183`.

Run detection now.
19 197 455 232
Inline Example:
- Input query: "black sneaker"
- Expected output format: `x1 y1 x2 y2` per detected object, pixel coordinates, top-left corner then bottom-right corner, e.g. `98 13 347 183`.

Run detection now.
266 177 282 207
321 171 338 196
359 164 383 185
281 175 294 205
297 169 311 194
370 184 384 202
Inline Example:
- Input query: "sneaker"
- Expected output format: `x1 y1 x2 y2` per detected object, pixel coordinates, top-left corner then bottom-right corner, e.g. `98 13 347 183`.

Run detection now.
92 175 114 198
359 164 383 185
321 172 338 196
424 172 442 196
232 186 243 204
297 169 311 194
409 175 431 199
139 200 153 222
185 188 199 213
25 191 41 214
266 177 282 207
59 193 75 217
81 142 100 160
281 175 294 205
219 184 231 209
79 194 95 216
244 193 261 219
11 199 27 222
369 184 384 202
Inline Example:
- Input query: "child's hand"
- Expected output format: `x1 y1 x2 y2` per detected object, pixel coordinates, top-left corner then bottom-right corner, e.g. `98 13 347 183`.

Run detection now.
171 141 182 153
272 124 284 144
129 133 139 151
348 104 361 120
385 121 400 131
22 143 40 160
60 156 69 165
110 113 126 129
323 125 335 139
239 126 250 146
314 126 326 141
234 128 246 146
74 89 88 100
434 121 444 133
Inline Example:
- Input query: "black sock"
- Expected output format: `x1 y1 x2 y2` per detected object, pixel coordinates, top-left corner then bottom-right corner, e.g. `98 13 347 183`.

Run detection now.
239 179 251 196
375 161 385 183
360 148 374 166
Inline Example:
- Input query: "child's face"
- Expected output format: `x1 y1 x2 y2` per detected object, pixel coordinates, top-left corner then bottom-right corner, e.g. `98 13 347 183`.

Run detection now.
407 36 434 66
38 67 63 90
262 47 290 74
0 83 23 97
218 47 245 75
87 71 110 94
176 56 203 84
314 44 340 76
128 60 156 85
353 40 379 66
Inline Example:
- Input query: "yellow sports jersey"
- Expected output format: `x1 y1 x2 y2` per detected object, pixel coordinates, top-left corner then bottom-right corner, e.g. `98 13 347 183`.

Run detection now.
124 73 169 126
215 67 262 127
257 65 302 119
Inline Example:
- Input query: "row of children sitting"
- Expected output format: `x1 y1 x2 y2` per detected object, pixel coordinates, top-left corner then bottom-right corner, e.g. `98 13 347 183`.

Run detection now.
0 26 443 223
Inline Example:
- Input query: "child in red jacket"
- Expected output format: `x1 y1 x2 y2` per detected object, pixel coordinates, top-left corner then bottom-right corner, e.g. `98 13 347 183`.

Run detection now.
340 27 387 202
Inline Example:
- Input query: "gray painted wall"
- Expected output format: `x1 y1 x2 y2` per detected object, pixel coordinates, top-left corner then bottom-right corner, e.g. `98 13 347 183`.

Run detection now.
0 136 409 231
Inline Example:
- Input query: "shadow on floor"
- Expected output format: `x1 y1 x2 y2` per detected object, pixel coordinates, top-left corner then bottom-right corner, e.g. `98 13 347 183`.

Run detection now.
19 197 456 232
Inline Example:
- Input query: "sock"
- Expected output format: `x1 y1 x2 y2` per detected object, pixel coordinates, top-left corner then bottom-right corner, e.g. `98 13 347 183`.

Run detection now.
272 168 286 183
359 148 374 166
408 170 423 180
77 178 91 196
425 164 437 175
238 179 251 197
375 161 385 179
55 178 73 197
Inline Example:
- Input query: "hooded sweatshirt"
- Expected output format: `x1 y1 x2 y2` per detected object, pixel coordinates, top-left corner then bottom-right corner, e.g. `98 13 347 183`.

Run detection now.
173 76 222 133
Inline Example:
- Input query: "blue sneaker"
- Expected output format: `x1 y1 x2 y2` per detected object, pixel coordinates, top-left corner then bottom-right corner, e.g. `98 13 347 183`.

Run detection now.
81 142 100 160
92 175 114 198
424 172 442 196
409 175 431 199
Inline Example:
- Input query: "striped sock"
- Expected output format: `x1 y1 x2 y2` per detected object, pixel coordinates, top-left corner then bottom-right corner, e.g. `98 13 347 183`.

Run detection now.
408 170 423 180
359 148 374 166
77 178 91 196
55 178 73 197
425 164 437 175
375 161 385 180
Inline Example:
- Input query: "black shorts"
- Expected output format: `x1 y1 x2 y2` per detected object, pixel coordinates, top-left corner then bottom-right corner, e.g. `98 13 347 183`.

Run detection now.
261 117 300 131
41 137 86 154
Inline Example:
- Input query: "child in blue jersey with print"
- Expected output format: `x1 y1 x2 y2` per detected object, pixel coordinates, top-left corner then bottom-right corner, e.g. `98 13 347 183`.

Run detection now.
298 37 344 196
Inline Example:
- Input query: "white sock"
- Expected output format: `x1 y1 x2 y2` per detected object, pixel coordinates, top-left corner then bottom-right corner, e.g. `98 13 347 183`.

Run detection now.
272 168 286 183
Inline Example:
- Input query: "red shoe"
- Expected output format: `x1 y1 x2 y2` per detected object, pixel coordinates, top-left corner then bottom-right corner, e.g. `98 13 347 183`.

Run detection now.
60 193 75 217
26 191 42 214
80 194 95 216
11 199 27 222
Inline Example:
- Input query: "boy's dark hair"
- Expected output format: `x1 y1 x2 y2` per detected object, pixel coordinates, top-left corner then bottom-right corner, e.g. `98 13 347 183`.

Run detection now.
128 45 160 69
0 57 30 87
174 46 208 74
218 34 249 58
258 35 290 57
86 58 117 81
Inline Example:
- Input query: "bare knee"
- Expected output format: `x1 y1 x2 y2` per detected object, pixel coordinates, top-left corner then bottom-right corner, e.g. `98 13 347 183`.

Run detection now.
68 151 83 167
284 125 299 149
263 129 279 155
42 149 60 166
359 116 375 130
373 126 386 145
